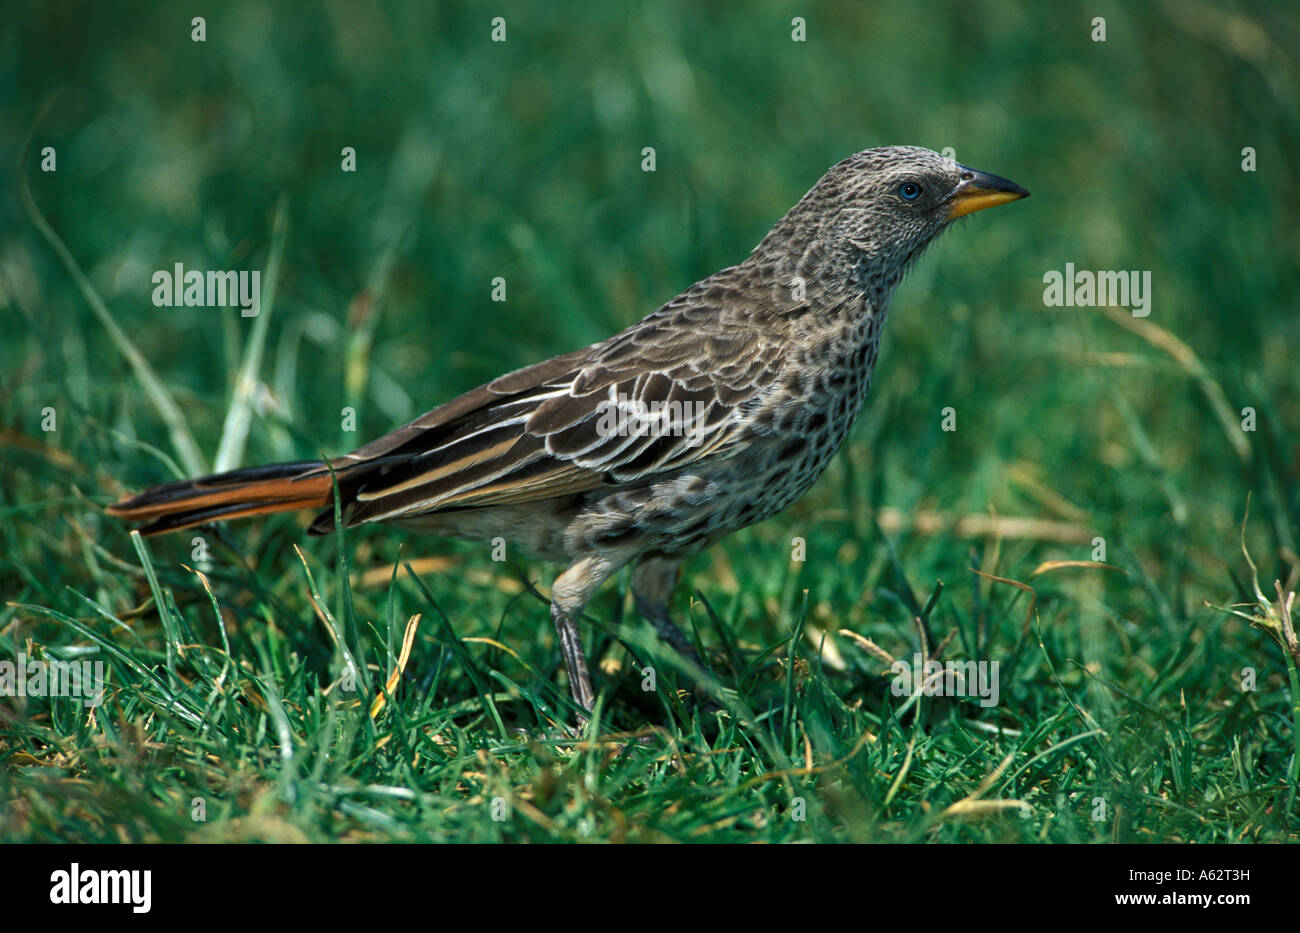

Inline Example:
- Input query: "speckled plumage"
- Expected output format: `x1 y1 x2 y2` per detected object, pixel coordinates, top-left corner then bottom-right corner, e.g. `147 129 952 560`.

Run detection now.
109 146 1028 715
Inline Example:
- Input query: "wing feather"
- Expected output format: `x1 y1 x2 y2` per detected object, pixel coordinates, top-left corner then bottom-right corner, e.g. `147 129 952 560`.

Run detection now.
310 274 787 529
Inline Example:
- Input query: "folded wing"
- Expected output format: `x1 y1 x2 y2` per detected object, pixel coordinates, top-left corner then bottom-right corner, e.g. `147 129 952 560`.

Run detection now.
312 288 783 531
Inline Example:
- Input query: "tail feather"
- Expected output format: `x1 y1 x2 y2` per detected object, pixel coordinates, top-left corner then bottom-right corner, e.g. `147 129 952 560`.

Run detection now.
107 461 333 535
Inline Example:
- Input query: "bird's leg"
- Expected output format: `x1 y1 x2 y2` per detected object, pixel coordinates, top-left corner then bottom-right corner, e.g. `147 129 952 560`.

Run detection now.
631 555 720 717
631 555 701 667
549 550 636 722
634 594 701 664
551 602 595 711
639 602 700 662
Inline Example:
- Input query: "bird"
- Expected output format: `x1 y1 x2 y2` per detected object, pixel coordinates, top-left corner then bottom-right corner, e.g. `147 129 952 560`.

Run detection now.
108 146 1028 716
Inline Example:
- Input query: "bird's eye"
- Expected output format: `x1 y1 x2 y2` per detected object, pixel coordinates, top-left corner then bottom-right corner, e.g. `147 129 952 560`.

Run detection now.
898 182 922 201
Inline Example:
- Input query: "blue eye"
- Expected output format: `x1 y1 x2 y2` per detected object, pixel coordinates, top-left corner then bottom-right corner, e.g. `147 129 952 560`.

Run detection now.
899 182 921 200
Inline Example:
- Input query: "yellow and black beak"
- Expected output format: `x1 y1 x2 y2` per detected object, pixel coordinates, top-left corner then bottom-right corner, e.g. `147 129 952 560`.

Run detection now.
945 165 1030 220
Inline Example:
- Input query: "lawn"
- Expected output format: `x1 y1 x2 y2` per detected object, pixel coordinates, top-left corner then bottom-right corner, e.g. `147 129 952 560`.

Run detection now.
1 0 1297 843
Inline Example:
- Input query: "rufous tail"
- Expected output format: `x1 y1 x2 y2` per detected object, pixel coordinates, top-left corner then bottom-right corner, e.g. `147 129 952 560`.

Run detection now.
106 461 332 535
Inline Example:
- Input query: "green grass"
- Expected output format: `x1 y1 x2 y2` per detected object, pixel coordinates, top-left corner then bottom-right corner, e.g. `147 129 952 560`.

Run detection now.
2 0 1298 843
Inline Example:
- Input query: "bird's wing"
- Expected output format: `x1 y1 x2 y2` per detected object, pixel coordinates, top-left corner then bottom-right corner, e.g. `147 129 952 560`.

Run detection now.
315 292 784 527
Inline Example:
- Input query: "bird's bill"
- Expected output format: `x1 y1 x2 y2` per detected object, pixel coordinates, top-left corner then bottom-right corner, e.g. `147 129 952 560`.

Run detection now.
945 166 1030 219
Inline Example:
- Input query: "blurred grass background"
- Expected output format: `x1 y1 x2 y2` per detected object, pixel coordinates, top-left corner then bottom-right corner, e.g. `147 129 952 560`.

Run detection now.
1 0 1298 842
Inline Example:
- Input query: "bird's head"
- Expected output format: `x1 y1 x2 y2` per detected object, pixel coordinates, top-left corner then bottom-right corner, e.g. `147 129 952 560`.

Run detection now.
763 145 1029 296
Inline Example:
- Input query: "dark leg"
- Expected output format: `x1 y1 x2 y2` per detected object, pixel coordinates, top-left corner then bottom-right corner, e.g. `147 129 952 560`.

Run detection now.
549 550 637 721
630 554 723 718
631 554 702 667
551 602 596 711
634 593 702 664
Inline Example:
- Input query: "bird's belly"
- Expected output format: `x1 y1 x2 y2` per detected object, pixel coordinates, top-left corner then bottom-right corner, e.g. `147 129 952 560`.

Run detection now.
567 379 872 557
447 333 883 562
